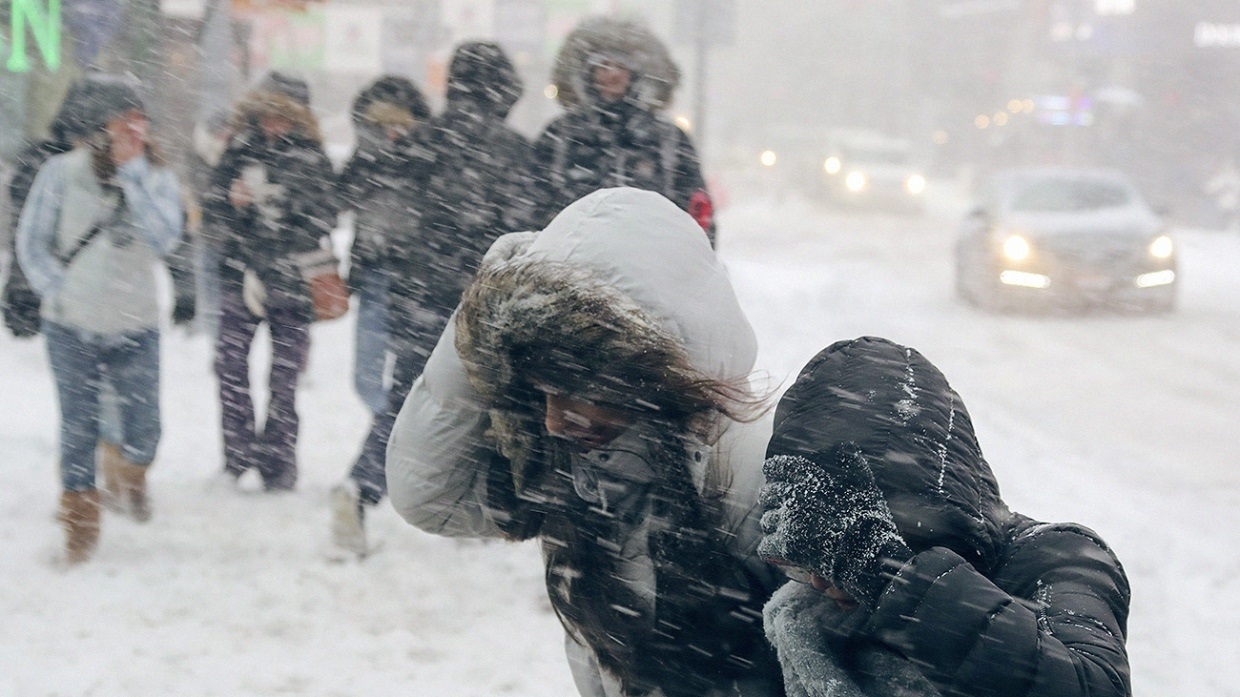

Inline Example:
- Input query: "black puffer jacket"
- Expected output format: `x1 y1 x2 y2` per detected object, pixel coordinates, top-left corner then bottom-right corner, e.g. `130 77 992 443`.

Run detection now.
337 76 430 280
203 87 336 308
766 337 1131 697
528 17 714 242
388 41 532 316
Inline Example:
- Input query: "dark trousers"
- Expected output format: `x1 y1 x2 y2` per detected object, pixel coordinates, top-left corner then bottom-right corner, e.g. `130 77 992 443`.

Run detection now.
348 297 451 505
214 290 309 491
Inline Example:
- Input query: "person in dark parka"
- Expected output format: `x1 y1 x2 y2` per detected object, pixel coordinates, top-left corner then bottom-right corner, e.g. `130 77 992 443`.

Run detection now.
330 42 532 555
203 72 336 492
337 75 431 416
757 337 1131 697
528 16 716 243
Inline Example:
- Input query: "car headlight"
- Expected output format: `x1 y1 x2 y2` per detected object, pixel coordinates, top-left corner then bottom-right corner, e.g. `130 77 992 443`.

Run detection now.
905 174 927 195
824 156 842 174
845 171 868 192
1149 235 1174 260
760 150 777 167
1002 235 1032 262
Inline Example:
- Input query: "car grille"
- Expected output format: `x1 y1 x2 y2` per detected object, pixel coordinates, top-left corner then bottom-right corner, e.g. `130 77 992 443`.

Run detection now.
1037 234 1147 268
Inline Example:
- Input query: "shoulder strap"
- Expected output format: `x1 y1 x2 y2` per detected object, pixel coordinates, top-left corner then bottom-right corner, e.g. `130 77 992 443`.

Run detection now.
57 189 126 267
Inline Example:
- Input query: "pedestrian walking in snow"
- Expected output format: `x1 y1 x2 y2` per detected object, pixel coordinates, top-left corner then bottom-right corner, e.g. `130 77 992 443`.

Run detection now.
386 188 784 696
337 76 431 416
203 72 336 492
331 43 531 555
528 17 716 244
16 75 184 563
757 337 1131 697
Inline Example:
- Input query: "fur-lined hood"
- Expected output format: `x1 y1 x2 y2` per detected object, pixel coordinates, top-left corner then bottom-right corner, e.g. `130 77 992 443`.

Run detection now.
552 16 680 112
229 88 322 145
446 41 523 118
454 187 756 487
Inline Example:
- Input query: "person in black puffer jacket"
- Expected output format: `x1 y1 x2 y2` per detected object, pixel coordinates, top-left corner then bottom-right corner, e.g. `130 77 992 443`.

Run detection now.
330 42 532 555
203 72 336 492
528 16 716 244
757 337 1131 697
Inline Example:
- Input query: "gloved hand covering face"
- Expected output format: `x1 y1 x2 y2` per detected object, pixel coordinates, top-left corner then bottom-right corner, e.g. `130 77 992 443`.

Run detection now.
757 445 913 608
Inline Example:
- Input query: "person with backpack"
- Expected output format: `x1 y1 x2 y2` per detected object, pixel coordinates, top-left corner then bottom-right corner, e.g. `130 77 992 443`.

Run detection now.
336 76 431 417
528 16 716 244
203 72 336 492
757 337 1131 697
16 76 184 563
330 42 531 555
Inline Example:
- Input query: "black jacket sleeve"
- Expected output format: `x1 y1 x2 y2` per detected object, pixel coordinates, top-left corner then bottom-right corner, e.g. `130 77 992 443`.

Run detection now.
526 122 564 230
864 525 1131 697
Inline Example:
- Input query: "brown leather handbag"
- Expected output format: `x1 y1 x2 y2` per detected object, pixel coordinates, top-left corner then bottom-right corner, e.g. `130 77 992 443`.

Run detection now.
291 249 350 322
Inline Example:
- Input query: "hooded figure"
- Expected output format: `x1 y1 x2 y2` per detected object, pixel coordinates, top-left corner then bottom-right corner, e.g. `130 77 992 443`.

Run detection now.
529 17 715 242
757 337 1131 697
387 188 783 696
203 71 336 491
337 75 431 415
330 43 532 556
16 73 183 562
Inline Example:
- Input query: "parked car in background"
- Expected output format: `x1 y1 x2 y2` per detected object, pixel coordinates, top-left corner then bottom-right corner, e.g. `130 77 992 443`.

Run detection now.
955 168 1177 313
820 128 926 213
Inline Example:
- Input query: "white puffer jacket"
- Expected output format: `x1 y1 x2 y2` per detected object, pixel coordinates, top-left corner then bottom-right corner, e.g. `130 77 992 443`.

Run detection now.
386 187 779 697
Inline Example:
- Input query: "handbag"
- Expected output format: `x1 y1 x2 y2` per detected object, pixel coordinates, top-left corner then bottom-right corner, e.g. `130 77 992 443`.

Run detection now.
290 248 349 322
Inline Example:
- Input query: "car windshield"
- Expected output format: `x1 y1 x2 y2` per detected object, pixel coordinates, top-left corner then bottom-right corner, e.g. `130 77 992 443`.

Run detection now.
1008 177 1133 212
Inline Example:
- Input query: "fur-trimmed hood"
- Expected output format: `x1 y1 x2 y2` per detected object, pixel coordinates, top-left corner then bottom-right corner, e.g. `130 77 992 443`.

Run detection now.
767 337 1014 571
229 86 322 145
445 41 523 118
552 16 680 112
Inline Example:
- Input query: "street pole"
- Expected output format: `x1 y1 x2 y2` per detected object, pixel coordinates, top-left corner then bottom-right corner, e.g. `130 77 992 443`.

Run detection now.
693 0 708 148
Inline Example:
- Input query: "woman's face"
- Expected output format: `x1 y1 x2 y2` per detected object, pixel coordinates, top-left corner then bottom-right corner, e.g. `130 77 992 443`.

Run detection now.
543 392 636 450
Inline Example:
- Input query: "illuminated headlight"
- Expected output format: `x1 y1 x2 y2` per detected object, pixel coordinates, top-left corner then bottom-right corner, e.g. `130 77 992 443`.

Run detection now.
1000 270 1051 289
760 150 777 167
845 171 868 192
1135 270 1176 288
905 174 927 195
1002 235 1032 262
824 156 842 174
1149 235 1174 259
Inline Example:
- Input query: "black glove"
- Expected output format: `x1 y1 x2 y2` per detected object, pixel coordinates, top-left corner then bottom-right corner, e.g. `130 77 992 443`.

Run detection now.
172 294 196 326
3 270 42 338
757 446 913 607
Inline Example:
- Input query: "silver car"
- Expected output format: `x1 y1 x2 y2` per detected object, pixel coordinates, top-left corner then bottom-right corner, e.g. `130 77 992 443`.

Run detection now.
955 169 1177 313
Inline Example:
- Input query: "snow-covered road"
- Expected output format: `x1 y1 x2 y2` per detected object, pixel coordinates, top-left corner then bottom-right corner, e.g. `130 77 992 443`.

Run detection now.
2 194 1237 695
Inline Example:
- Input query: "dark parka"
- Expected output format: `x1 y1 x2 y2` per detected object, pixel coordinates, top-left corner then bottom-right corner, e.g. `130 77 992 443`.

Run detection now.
765 337 1131 697
388 41 532 317
528 17 714 242
203 85 336 316
337 76 430 284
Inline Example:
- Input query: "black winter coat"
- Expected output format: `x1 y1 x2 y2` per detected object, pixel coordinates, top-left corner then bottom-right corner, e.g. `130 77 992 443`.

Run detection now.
767 337 1131 697
528 102 712 241
204 129 336 305
387 42 532 317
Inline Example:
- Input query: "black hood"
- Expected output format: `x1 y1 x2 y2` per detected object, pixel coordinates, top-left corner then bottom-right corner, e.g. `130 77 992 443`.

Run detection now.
444 41 522 118
768 337 1012 571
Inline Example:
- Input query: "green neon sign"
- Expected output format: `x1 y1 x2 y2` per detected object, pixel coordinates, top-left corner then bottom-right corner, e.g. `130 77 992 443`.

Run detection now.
4 0 62 72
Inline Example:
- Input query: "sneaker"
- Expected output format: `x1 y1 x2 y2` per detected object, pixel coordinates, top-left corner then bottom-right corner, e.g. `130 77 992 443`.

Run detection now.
330 480 368 556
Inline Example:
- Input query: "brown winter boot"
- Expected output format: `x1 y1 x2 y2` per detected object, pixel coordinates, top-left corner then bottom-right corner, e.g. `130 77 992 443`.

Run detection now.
59 490 101 564
98 441 125 513
116 460 152 523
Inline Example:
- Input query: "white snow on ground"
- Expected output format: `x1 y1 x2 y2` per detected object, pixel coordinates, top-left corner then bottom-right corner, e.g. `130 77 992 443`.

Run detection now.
2 188 1238 695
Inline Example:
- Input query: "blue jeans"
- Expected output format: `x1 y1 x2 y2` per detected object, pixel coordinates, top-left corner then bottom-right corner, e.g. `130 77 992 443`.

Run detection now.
352 265 390 414
44 322 162 491
194 235 222 340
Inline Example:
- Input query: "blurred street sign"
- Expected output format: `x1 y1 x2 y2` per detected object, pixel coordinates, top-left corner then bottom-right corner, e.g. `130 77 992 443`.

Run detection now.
673 0 737 48
494 0 545 54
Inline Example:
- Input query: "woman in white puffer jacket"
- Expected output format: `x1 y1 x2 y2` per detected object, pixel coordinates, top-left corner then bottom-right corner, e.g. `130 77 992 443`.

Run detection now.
386 188 783 697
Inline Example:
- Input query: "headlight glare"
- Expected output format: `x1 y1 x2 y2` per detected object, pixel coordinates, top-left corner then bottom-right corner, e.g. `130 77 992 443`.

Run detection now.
906 174 927 195
824 156 842 174
1002 235 1032 261
1149 235 1174 259
845 171 868 192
